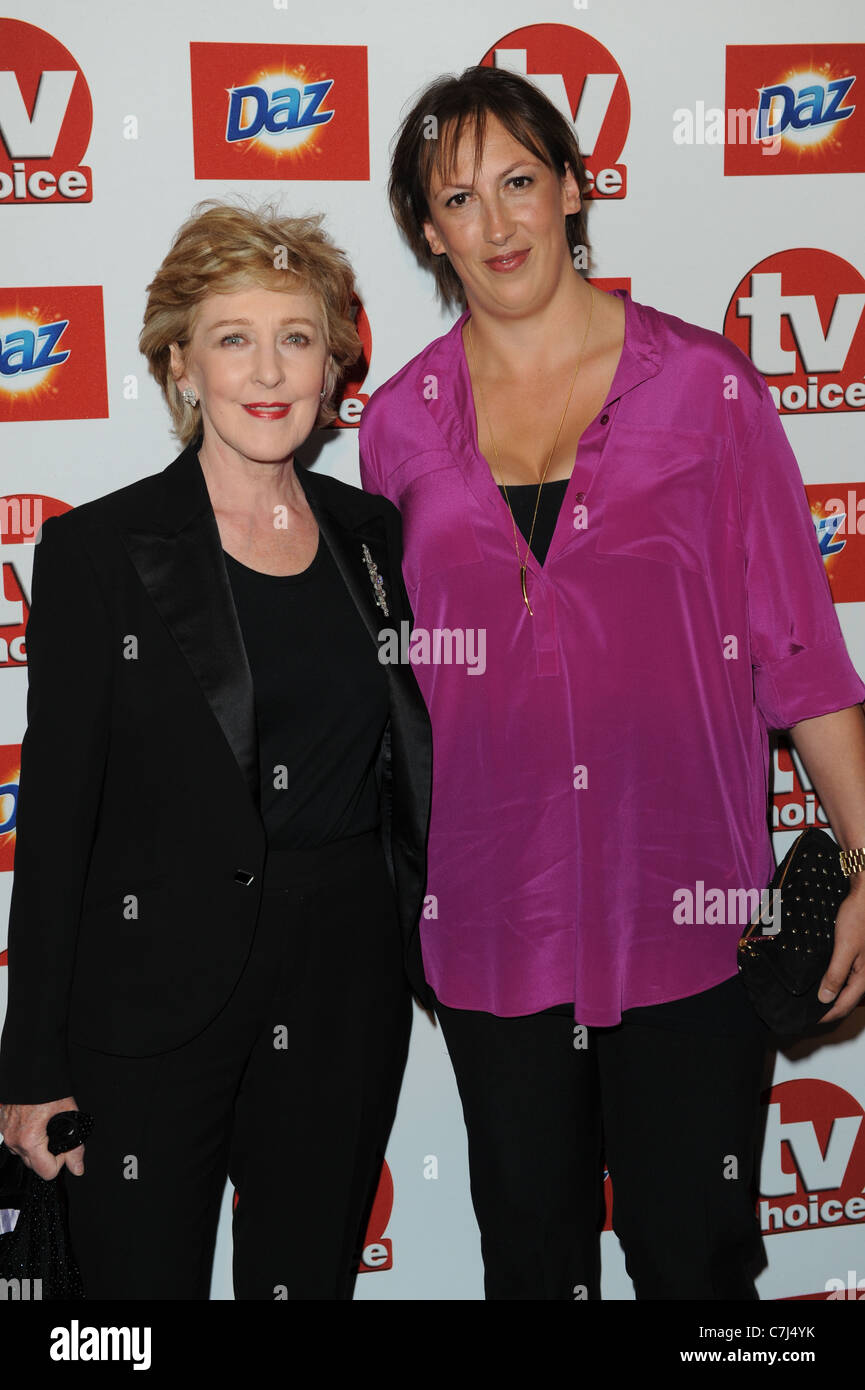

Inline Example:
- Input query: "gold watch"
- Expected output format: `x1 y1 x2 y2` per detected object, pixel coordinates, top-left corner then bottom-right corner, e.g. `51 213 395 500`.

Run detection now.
839 847 865 876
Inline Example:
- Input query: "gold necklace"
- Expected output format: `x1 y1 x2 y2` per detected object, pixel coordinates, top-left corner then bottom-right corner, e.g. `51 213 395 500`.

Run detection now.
467 285 595 615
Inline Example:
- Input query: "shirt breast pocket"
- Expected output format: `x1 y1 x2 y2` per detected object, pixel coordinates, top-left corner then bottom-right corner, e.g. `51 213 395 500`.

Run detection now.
398 461 483 586
593 428 724 576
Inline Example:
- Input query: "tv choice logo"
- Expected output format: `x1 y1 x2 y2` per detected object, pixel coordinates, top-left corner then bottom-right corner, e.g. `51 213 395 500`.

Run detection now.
332 295 371 430
0 745 20 875
589 276 631 296
599 1076 865 1242
772 738 831 835
0 288 108 422
0 493 71 672
759 1079 865 1236
0 20 92 204
0 547 27 667
190 44 369 181
723 250 865 415
230 1157 395 1275
725 45 864 177
805 483 865 605
480 25 629 199
358 1158 395 1272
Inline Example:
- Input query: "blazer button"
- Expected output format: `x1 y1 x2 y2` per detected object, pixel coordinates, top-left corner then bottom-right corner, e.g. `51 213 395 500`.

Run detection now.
234 869 255 886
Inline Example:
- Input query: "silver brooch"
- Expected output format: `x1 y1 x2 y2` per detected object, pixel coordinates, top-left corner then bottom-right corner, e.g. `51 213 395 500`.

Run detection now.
362 543 389 616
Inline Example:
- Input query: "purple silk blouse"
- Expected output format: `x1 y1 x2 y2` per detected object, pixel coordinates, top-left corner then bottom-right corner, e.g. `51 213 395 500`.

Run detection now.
359 290 865 1023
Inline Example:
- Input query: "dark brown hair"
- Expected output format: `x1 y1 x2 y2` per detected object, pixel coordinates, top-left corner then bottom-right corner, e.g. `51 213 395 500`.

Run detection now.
389 65 592 309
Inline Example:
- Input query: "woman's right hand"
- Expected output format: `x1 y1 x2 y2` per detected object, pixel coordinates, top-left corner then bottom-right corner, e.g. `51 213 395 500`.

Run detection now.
0 1097 84 1179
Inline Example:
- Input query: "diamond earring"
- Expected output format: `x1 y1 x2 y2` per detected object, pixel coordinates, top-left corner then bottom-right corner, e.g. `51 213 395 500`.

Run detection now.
182 387 198 407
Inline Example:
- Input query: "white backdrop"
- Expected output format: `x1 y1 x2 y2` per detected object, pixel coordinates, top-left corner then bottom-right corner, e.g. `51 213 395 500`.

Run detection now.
1 0 864 1301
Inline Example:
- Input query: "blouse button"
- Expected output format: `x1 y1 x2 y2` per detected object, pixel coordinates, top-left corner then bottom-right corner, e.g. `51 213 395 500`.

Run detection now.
600 413 610 425
574 491 586 503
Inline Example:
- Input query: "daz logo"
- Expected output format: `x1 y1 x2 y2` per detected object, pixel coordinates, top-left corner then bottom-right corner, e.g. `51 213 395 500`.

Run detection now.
0 288 108 422
190 44 369 181
725 45 863 176
805 482 865 603
759 1079 865 1235
480 25 629 198
0 19 93 204
723 250 865 415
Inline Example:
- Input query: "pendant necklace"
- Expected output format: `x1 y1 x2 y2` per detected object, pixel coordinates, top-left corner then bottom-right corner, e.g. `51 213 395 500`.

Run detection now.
467 285 596 615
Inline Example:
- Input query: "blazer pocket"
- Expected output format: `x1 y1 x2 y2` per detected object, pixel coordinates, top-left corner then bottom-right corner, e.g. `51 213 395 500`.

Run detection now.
593 428 724 576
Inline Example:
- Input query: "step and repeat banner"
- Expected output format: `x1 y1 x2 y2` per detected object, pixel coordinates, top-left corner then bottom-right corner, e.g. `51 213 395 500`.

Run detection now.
1 0 864 1302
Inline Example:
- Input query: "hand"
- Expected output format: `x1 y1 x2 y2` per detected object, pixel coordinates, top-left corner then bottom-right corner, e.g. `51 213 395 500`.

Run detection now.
818 886 865 1023
0 1097 85 1180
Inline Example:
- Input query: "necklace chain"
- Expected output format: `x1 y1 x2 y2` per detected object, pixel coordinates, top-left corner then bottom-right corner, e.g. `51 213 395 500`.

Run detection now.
467 285 596 615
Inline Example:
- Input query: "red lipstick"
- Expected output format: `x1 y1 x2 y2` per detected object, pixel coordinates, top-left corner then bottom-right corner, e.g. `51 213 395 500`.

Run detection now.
243 402 292 419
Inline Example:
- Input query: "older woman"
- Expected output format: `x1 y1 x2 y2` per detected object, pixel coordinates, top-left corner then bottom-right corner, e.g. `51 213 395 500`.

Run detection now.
0 202 431 1299
360 66 865 1300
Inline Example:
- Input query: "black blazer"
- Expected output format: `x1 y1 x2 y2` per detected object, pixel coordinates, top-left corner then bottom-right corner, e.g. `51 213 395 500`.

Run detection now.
0 441 433 1104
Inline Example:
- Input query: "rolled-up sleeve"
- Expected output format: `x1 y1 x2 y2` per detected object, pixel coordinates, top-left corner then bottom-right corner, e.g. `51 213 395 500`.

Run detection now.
740 377 865 730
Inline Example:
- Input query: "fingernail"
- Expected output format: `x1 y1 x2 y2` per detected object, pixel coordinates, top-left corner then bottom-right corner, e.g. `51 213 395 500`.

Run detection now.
818 987 836 1003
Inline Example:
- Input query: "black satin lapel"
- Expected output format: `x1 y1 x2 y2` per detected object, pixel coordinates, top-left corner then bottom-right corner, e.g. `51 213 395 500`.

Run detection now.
120 511 259 806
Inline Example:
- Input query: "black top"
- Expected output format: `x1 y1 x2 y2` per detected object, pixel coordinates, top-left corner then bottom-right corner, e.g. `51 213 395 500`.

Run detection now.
224 536 389 849
497 479 569 566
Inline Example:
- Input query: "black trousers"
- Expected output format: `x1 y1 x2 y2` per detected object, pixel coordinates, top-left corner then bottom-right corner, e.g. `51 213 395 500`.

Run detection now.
63 831 411 1300
434 973 769 1300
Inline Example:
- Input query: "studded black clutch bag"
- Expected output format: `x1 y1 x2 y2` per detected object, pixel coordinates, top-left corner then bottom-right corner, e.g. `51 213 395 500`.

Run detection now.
0 1109 93 1298
737 828 849 1035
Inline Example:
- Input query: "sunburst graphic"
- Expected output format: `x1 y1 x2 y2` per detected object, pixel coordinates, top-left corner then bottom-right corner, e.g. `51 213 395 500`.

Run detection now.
226 66 334 166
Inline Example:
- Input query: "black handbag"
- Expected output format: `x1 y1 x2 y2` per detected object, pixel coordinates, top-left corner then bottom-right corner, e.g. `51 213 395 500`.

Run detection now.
737 827 849 1034
0 1109 93 1300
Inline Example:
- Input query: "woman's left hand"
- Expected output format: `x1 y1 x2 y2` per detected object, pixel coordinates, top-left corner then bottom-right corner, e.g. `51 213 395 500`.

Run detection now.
788 706 865 1023
819 884 865 1022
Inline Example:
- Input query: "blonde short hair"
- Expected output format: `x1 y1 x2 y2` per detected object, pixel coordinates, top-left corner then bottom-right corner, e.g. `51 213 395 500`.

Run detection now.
139 200 362 442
